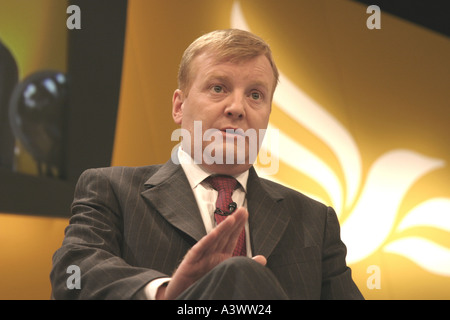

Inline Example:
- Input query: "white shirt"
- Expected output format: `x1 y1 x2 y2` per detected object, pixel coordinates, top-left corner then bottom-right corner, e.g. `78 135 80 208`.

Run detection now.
144 148 252 299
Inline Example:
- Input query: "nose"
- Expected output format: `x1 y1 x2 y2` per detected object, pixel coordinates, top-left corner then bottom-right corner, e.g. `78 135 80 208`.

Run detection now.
224 92 245 120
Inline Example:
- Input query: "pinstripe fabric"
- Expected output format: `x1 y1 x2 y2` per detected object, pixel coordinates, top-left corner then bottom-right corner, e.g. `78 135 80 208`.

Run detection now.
50 158 363 300
177 257 290 300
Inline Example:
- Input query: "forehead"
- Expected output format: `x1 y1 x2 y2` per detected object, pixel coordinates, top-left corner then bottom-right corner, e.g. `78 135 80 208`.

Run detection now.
191 52 275 88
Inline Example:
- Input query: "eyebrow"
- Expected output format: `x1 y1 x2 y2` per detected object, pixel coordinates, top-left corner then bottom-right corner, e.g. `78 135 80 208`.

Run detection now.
203 72 230 83
203 72 270 91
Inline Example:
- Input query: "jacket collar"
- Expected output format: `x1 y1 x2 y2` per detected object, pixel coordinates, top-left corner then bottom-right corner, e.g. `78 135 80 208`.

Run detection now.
141 156 290 258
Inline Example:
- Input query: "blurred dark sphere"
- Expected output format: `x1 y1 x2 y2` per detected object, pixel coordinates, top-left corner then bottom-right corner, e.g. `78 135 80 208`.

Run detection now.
9 70 68 178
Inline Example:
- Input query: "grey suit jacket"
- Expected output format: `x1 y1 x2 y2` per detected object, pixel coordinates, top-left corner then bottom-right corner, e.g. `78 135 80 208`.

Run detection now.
50 158 363 299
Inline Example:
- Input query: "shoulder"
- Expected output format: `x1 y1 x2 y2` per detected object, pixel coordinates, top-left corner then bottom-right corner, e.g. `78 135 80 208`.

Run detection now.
76 165 163 190
260 177 326 206
257 176 330 220
257 177 340 237
81 165 162 179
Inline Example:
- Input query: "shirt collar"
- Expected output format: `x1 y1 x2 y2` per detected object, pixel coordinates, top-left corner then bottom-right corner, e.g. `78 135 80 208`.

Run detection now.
178 147 248 192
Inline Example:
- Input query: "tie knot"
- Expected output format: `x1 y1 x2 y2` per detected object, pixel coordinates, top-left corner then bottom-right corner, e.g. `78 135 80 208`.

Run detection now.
206 175 238 193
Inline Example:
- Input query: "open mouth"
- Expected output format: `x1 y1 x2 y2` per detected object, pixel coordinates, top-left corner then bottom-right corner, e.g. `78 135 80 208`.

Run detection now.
220 127 245 137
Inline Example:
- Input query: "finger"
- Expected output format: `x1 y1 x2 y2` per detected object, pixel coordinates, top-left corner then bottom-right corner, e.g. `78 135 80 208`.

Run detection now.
188 207 248 260
252 255 267 266
188 208 244 259
197 207 246 256
221 208 248 254
187 226 221 262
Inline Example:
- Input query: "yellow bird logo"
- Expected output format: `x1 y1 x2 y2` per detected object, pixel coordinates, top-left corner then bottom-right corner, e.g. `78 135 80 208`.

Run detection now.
231 0 450 277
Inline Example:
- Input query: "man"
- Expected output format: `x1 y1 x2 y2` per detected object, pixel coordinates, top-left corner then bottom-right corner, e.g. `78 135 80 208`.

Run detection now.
50 29 363 300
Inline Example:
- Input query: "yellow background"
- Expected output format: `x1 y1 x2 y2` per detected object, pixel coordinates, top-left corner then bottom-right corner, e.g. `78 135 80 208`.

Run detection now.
113 0 450 299
1 0 449 299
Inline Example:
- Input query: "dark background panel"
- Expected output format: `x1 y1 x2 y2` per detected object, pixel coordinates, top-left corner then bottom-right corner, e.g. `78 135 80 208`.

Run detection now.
0 0 128 217
353 0 449 37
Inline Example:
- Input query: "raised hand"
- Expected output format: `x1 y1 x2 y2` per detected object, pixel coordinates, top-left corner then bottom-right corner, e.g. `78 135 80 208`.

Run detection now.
161 207 265 300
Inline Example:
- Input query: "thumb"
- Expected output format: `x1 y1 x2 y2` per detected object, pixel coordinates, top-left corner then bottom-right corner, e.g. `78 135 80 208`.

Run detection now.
252 255 267 266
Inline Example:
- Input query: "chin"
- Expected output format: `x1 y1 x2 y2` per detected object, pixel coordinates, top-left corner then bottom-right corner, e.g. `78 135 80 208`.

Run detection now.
202 162 252 176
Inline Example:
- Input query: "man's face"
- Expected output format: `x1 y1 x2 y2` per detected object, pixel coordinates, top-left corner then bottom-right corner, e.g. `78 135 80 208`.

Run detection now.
172 52 275 175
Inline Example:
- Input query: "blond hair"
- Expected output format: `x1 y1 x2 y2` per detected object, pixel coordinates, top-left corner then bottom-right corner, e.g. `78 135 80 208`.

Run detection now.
178 29 279 95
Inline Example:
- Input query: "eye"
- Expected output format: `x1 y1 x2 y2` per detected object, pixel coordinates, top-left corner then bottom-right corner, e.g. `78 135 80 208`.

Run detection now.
211 85 224 93
250 91 262 100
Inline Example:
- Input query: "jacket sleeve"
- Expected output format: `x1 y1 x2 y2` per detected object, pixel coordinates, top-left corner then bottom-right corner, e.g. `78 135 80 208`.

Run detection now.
50 168 167 299
320 206 364 299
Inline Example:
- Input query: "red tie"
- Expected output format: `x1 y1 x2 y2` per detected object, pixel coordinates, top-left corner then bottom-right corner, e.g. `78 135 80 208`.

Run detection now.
206 175 247 256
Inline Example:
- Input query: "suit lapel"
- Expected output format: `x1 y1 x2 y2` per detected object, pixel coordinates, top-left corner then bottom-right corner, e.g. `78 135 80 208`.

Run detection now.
247 168 290 259
141 159 206 242
140 159 290 257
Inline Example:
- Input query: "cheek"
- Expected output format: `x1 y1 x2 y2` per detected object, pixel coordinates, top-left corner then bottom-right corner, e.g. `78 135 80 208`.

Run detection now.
179 101 200 127
248 109 270 131
183 96 215 120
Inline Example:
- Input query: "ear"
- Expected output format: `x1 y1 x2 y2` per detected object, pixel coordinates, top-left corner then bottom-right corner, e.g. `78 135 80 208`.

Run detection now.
172 89 184 125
